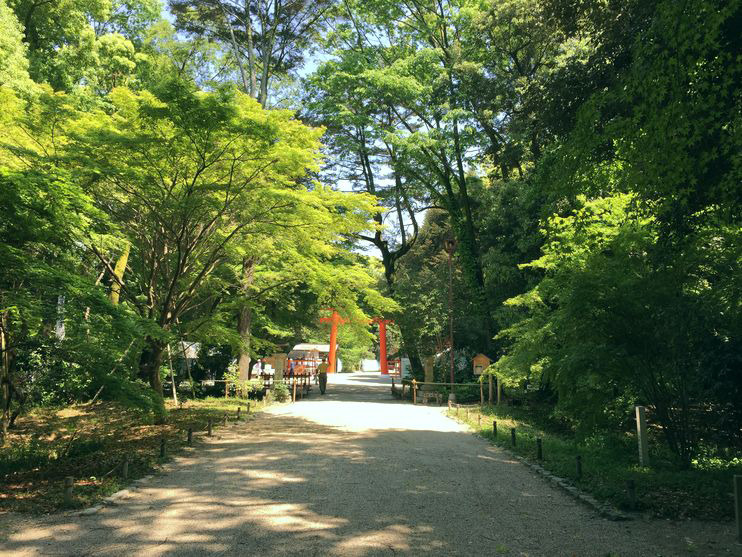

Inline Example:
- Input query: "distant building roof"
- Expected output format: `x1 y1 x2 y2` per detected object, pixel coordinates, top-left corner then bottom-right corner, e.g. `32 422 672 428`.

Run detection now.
291 343 330 352
288 343 334 360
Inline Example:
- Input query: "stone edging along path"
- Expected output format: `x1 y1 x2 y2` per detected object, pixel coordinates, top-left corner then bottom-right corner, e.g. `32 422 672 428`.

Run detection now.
448 410 629 522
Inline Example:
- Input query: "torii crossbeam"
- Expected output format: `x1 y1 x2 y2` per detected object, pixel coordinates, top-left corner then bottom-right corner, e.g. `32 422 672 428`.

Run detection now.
319 309 393 374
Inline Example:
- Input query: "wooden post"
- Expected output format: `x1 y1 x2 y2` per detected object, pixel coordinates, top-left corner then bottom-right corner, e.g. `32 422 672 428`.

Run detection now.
635 406 649 466
64 476 74 506
223 413 228 425
480 381 484 406
734 475 742 543
247 402 251 415
497 377 502 405
575 455 582 480
237 406 241 420
292 380 297 402
493 420 497 437
122 456 129 480
207 419 212 436
536 438 543 460
187 427 193 446
511 428 516 446
378 319 390 374
225 381 229 398
412 379 417 404
456 404 460 415
488 375 493 405
160 438 166 458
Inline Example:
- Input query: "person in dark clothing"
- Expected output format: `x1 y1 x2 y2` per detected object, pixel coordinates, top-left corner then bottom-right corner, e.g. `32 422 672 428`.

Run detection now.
317 356 329 395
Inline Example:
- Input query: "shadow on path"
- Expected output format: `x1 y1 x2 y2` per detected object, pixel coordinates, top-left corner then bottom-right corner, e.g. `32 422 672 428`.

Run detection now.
1 375 737 557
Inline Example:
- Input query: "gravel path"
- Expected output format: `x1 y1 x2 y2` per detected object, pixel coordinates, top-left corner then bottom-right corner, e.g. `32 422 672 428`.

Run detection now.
1 373 739 556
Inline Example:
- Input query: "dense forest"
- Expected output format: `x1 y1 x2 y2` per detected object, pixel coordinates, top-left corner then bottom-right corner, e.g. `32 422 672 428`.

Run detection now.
1 0 740 470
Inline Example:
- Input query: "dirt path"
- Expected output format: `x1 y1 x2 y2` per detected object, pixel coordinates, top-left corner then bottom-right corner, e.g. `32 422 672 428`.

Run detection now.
1 373 739 556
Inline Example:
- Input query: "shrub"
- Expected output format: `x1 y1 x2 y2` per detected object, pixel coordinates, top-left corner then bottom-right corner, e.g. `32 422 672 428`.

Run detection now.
272 382 290 402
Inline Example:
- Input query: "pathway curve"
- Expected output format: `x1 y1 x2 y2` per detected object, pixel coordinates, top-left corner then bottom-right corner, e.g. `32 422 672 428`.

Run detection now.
1 373 738 556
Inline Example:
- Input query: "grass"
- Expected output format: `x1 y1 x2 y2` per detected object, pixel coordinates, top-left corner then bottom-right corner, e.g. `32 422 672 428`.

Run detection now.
0 396 270 513
449 404 741 520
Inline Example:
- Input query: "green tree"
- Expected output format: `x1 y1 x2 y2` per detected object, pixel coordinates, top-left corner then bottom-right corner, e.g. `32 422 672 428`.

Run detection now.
0 0 33 93
66 81 324 399
170 0 333 106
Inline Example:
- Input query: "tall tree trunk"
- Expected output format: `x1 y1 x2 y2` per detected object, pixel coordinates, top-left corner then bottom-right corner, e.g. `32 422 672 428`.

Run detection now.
237 306 252 380
1 311 11 444
166 344 178 405
237 256 257 379
110 242 130 305
139 337 165 398
245 0 257 97
220 1 251 94
399 324 424 379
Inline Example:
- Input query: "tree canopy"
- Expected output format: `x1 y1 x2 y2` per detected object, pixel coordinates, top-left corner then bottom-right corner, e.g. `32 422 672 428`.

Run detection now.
0 0 739 468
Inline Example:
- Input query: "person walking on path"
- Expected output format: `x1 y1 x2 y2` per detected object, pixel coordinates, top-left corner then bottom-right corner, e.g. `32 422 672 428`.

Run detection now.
317 356 329 394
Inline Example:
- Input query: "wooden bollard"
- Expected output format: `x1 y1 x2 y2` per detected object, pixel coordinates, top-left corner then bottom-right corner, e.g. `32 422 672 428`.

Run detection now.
456 404 460 415
626 479 637 510
493 420 497 437
187 427 193 446
734 475 741 543
635 406 649 466
64 476 74 506
122 455 129 480
160 438 166 458
247 402 251 415
536 438 543 460
207 419 212 436
292 381 297 402
575 455 582 480
412 379 417 404
511 428 516 446
223 413 228 426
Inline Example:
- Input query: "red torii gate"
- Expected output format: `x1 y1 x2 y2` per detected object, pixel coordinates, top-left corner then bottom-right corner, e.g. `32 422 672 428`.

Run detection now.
319 309 393 374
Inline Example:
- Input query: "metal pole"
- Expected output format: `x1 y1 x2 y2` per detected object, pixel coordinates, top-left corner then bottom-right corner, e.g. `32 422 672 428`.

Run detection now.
448 249 454 389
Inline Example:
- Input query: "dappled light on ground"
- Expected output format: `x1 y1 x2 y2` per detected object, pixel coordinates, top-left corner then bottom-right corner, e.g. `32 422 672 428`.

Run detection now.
1 374 736 556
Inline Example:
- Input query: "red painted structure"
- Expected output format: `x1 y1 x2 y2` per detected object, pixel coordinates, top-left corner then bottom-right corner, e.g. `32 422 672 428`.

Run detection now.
319 310 348 373
373 318 393 375
319 310 394 374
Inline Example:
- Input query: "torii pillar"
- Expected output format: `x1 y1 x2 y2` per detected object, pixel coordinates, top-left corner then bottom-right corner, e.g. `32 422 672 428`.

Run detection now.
374 318 393 375
319 309 347 373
